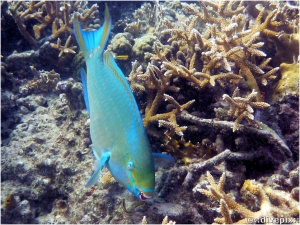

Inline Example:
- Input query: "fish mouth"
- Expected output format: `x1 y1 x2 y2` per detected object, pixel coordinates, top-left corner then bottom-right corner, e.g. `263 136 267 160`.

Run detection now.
139 191 152 201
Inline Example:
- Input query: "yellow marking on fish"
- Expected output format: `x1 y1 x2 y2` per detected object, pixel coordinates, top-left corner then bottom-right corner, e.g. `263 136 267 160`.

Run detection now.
115 55 129 60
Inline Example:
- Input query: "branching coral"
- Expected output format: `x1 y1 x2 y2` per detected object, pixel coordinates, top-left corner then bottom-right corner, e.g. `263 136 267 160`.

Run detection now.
7 1 99 45
177 1 296 101
4 1 99 75
124 2 166 37
1 1 299 224
221 88 270 132
198 171 299 224
128 60 194 137
180 111 292 158
50 36 77 58
128 42 242 138
126 1 297 164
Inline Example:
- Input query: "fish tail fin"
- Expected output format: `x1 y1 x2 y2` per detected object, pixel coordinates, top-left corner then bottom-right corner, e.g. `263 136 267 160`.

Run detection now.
73 3 111 58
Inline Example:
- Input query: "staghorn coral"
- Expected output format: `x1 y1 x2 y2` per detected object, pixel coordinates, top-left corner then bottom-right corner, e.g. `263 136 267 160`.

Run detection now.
7 1 99 45
198 171 299 224
124 20 147 38
50 36 77 58
221 88 270 132
127 60 146 93
128 60 194 137
128 42 241 137
177 0 298 101
3 1 99 76
180 111 292 159
126 2 297 180
124 2 167 37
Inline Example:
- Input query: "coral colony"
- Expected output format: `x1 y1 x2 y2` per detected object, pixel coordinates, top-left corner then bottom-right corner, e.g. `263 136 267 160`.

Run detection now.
1 1 299 224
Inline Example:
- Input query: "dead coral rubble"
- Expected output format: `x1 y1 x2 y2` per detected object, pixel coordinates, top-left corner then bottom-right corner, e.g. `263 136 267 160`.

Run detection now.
19 67 61 95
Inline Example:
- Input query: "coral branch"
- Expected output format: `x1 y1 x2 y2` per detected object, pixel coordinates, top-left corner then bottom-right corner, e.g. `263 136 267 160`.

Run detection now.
180 111 292 158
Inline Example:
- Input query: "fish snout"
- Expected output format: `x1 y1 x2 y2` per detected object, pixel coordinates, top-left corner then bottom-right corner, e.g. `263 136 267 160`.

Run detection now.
139 191 152 201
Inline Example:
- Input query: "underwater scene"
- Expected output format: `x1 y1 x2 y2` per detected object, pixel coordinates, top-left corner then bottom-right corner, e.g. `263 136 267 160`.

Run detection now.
1 0 299 224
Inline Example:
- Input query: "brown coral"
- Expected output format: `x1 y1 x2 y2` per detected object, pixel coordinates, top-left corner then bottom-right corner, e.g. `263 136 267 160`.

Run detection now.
23 67 60 94
7 1 99 45
50 36 77 58
198 171 299 224
178 1 296 101
222 88 270 132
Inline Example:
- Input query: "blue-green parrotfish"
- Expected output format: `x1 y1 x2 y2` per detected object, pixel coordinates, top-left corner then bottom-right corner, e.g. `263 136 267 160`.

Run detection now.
73 4 174 200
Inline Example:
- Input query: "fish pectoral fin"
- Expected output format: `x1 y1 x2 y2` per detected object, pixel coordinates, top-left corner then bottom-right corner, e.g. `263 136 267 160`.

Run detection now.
85 152 111 188
80 68 90 115
153 153 175 169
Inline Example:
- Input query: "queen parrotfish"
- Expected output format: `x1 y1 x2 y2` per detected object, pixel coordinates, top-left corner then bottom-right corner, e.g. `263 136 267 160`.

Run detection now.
73 4 174 200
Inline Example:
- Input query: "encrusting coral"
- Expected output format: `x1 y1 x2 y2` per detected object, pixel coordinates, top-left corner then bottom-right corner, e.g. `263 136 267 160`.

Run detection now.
272 62 299 103
19 67 60 94
198 171 299 224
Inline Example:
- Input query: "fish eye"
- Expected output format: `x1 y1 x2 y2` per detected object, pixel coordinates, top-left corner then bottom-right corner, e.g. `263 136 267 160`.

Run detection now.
139 191 151 201
127 161 134 170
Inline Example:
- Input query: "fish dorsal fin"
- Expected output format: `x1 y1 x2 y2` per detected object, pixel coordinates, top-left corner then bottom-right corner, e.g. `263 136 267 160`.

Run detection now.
80 68 90 114
73 4 111 58
103 50 142 122
103 50 132 97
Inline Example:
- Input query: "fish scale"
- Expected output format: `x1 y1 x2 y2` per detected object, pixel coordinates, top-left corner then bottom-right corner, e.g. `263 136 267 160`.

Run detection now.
88 66 140 175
